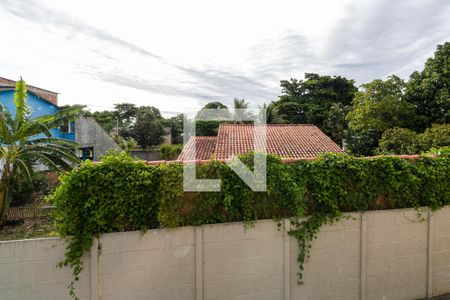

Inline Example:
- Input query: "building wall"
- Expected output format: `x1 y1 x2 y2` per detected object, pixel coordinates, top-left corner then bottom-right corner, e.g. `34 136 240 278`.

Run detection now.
0 90 75 141
0 77 58 106
1 207 450 300
75 116 119 161
130 149 161 161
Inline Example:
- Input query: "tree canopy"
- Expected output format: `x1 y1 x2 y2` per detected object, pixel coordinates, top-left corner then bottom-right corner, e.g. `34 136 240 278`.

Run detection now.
80 42 449 156
346 75 416 133
273 73 357 141
405 42 450 130
195 101 229 136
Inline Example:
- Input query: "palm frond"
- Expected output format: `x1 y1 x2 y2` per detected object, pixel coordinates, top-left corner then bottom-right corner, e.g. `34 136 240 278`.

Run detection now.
13 78 31 132
34 105 82 128
23 144 79 166
14 120 52 142
12 158 34 183
0 78 81 222
0 106 13 144
31 152 74 171
29 137 78 147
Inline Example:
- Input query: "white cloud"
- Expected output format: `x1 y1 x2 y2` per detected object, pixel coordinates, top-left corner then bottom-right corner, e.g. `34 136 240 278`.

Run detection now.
0 0 448 115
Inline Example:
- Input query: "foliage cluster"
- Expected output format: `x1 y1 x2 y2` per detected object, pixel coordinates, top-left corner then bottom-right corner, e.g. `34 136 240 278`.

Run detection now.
48 151 450 297
81 42 448 156
378 124 450 154
9 172 50 207
159 144 183 160
275 73 357 145
84 103 172 149
273 42 449 154
0 79 80 223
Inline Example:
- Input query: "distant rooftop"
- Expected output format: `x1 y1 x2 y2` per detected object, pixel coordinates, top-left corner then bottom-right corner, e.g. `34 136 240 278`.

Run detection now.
178 136 217 160
0 77 58 106
178 124 343 161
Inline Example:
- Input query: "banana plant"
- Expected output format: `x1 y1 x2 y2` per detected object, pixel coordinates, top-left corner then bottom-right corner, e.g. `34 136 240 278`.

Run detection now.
0 79 81 224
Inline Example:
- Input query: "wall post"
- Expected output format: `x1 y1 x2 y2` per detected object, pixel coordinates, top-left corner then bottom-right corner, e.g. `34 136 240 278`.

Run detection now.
284 219 291 300
427 209 434 298
360 212 367 300
90 238 100 300
196 226 203 300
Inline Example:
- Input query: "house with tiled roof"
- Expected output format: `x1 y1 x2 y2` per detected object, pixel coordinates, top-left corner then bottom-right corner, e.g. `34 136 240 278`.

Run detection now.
178 124 342 161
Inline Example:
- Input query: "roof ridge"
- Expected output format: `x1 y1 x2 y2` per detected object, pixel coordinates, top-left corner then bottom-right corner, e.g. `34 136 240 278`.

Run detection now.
0 77 58 94
219 123 317 127
0 76 59 106
192 136 217 139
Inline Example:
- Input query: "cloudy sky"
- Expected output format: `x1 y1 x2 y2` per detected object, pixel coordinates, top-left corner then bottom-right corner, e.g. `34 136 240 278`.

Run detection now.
0 0 448 116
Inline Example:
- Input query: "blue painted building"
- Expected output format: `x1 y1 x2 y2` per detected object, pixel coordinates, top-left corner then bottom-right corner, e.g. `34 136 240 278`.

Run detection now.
0 77 75 142
0 77 119 161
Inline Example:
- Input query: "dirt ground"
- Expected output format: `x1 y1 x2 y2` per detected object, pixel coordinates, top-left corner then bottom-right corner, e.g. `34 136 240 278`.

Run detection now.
0 216 54 241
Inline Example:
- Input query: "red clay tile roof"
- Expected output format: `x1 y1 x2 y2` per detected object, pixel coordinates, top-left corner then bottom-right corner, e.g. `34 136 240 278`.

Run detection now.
177 136 217 160
178 124 342 161
214 124 342 159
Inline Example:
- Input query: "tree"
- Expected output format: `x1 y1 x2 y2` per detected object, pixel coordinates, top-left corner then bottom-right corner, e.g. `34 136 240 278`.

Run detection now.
259 103 286 124
159 144 183 160
233 98 249 110
163 114 184 144
233 98 251 123
405 42 450 130
343 129 381 156
0 79 80 223
195 102 229 136
274 73 357 128
323 102 351 146
113 103 139 136
419 123 450 150
377 124 450 155
131 106 164 149
377 128 420 154
111 133 138 152
86 110 116 133
346 75 416 133
114 103 138 129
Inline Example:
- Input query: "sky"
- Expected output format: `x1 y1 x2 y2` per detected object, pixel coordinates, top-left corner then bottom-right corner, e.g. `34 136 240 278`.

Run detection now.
0 0 449 116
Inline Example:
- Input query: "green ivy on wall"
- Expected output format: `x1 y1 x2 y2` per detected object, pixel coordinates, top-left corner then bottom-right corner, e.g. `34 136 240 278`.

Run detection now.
47 151 450 298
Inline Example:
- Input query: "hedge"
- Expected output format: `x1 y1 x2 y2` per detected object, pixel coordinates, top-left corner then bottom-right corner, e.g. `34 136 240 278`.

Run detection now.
48 151 450 298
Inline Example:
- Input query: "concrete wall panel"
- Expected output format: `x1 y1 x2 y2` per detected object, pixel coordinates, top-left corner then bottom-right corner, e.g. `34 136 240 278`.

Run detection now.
2 207 450 300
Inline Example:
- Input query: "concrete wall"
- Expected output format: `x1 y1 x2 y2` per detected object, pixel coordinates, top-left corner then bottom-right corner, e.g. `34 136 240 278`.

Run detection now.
1 207 450 300
0 238 91 300
130 149 161 161
75 116 119 160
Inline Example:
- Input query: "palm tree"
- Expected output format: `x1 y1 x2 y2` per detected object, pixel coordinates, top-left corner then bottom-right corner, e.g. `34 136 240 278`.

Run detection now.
233 98 250 123
233 98 249 110
324 102 351 145
259 103 286 124
0 79 81 223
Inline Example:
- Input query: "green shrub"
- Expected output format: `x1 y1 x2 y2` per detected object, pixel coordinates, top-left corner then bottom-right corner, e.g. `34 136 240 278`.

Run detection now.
376 124 450 155
377 127 421 154
419 123 450 149
48 151 450 298
48 152 160 297
159 144 183 160
10 172 50 207
426 146 450 155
